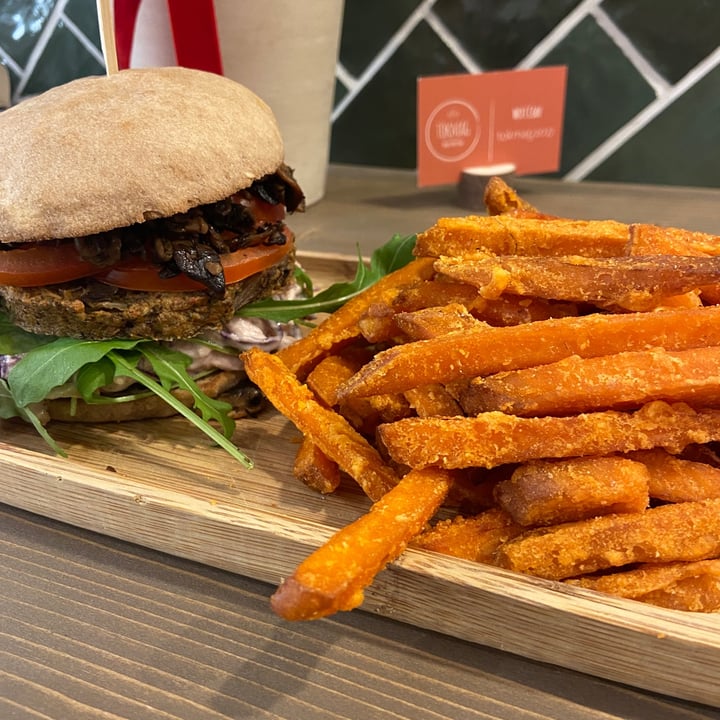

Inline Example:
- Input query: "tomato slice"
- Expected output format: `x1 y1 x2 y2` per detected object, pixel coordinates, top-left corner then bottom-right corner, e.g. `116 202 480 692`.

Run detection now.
94 233 294 292
0 242 99 287
0 200 290 290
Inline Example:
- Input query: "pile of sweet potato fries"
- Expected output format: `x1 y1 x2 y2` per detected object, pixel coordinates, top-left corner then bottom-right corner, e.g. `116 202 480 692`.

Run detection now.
243 177 720 620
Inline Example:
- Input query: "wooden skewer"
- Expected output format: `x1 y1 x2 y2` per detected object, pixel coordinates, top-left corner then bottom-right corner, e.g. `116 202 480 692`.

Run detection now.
96 0 119 74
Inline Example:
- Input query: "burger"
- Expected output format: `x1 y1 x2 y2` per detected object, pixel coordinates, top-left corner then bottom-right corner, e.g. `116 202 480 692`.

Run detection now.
0 66 305 463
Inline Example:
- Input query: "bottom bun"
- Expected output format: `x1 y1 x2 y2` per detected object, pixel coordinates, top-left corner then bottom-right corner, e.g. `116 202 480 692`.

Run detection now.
45 370 265 423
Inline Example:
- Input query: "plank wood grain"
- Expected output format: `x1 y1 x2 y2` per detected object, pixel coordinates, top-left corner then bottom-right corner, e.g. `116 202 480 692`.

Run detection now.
1 253 720 707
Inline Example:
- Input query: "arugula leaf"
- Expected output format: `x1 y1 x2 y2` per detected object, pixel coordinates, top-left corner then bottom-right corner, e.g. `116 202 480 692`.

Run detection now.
76 356 117 402
237 233 416 322
0 232 416 465
5 337 250 466
138 343 236 439
0 378 66 456
7 337 141 407
0 312 56 354
108 350 252 468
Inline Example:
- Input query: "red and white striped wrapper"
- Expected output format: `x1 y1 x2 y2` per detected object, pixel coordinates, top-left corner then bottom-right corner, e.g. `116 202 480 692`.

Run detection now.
113 0 343 205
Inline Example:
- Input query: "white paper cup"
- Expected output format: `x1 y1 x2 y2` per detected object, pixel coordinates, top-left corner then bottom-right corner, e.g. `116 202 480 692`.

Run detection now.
128 0 343 205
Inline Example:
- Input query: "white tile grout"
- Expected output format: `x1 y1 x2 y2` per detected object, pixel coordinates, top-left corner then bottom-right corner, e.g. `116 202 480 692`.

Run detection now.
335 61 356 92
60 12 105 67
591 6 670 97
12 0 69 102
331 0 438 123
0 0 716 187
424 10 483 74
564 45 720 180
515 0 604 69
0 48 23 77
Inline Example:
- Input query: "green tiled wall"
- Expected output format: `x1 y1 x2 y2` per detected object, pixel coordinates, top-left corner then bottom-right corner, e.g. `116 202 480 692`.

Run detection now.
1 0 719 188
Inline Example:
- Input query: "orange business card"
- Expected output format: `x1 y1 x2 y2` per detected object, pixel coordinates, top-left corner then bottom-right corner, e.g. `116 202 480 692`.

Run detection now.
417 66 567 187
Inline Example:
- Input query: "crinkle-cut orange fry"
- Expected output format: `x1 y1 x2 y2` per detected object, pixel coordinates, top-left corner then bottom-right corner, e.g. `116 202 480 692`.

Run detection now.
337 305 720 400
496 498 720 581
434 253 720 311
460 346 720 417
276 257 435 378
377 401 720 470
413 508 523 564
483 176 541 216
270 466 455 621
243 348 398 502
495 456 649 527
415 215 630 258
293 437 341 494
566 558 720 602
629 448 720 502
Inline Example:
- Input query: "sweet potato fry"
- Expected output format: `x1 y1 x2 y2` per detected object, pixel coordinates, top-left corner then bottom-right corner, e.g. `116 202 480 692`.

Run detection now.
495 456 649 527
270 466 455 620
393 303 481 340
393 278 578 325
459 346 720 417
377 401 720 470
243 348 399 501
630 448 720 502
434 253 720 311
306 349 413 434
483 176 540 216
294 437 341 494
475 295 580 326
413 508 523 564
276 257 435 378
627 224 720 304
566 559 720 603
306 350 368 407
306 350 385 433
392 278 486 313
415 216 630 258
628 223 720 256
357 303 402 343
404 384 462 417
496 498 720 581
337 305 720 400
637 572 720 612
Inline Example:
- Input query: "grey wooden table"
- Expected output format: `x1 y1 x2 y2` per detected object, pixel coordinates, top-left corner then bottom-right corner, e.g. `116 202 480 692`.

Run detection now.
3 165 720 719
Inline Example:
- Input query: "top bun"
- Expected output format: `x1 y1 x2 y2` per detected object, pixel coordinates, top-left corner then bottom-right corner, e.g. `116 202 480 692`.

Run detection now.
0 67 284 243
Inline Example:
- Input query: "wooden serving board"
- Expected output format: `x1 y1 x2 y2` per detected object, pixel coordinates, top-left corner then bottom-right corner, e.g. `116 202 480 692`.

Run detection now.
1 251 720 707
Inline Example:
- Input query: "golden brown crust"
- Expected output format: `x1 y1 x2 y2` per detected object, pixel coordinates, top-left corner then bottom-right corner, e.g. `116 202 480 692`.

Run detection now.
0 67 284 243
